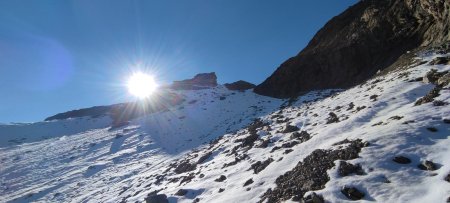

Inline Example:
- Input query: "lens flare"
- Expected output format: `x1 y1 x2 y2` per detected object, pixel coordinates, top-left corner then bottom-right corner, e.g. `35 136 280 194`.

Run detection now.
127 72 158 98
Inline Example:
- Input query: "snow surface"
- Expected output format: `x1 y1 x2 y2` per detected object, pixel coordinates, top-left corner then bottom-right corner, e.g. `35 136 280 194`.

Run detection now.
0 53 449 203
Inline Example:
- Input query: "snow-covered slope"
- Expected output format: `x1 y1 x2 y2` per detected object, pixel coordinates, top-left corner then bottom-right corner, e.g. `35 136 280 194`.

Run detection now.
1 52 449 203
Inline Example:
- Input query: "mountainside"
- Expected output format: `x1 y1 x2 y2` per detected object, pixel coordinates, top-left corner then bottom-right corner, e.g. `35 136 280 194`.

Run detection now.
254 0 450 98
1 50 449 202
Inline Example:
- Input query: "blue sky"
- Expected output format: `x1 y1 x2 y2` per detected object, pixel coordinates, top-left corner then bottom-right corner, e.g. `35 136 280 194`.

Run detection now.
0 0 357 123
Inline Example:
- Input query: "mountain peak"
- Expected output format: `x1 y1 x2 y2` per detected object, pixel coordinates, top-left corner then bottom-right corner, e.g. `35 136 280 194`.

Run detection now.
254 0 450 98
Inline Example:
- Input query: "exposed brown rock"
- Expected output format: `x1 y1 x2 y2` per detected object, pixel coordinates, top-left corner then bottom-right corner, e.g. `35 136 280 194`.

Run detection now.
224 80 256 91
254 0 450 98
170 72 218 90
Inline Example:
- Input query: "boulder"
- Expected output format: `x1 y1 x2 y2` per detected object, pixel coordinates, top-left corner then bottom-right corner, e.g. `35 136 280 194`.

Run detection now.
175 189 188 196
418 160 437 171
290 131 311 142
326 112 339 124
282 124 299 133
145 194 168 203
341 186 365 200
437 72 450 87
393 156 411 164
338 161 364 176
243 178 254 187
215 175 227 182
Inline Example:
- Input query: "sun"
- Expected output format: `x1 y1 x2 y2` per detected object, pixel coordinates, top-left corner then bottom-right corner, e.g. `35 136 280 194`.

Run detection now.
127 72 158 98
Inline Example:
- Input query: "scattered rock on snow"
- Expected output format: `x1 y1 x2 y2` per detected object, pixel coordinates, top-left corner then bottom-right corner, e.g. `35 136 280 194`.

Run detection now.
145 194 169 203
215 175 227 182
250 158 274 174
429 57 450 65
218 188 225 193
175 189 188 196
341 186 365 200
290 131 311 142
326 112 339 124
437 72 450 86
393 156 411 164
445 173 450 182
422 69 445 84
299 192 324 203
282 123 299 133
260 139 367 202
415 86 442 106
418 160 437 171
426 127 438 132
338 161 364 176
243 178 254 187
389 115 403 120
197 152 212 164
174 161 196 174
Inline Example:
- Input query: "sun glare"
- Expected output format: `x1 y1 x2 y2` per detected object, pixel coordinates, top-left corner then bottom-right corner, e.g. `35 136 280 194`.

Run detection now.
127 72 158 98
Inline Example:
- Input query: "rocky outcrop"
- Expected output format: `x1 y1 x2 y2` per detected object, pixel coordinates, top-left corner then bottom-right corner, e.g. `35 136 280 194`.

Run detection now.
224 80 256 91
254 0 450 98
170 72 218 90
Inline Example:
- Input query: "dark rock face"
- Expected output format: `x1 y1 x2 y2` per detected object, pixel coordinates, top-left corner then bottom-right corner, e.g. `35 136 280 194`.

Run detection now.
170 72 218 90
260 139 367 202
224 80 256 91
254 0 450 98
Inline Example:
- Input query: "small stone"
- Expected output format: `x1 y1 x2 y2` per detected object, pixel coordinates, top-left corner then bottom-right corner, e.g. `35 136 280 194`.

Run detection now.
243 178 254 187
393 156 411 164
426 127 438 132
175 189 188 196
215 175 227 182
302 192 324 203
284 149 293 154
341 186 365 200
326 112 339 124
444 173 450 182
218 188 225 193
418 160 437 171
